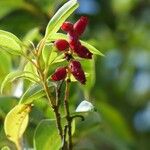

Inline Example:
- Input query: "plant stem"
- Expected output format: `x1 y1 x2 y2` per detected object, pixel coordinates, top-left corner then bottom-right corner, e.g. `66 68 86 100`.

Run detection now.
35 38 63 141
15 140 22 150
64 79 72 150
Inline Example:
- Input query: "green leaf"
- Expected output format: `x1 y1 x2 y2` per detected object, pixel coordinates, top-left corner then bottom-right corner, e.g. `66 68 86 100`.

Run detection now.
0 30 23 55
100 102 134 143
4 104 31 146
20 83 54 104
23 28 41 46
24 61 39 81
1 71 37 94
1 146 10 150
48 33 104 56
0 96 18 115
45 0 79 38
42 44 65 67
81 58 96 93
34 119 61 150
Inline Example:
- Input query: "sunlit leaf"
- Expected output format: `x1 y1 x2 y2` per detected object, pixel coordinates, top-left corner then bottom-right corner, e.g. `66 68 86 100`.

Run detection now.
24 61 39 81
0 30 23 55
45 0 79 38
1 71 37 94
4 104 31 146
20 83 54 104
42 44 65 67
48 33 104 56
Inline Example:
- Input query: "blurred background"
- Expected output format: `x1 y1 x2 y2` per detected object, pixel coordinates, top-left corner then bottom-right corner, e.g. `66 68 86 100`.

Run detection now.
0 0 150 150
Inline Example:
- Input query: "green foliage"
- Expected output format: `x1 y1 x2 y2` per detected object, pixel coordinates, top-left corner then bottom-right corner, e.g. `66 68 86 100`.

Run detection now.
1 71 37 94
20 83 54 104
34 119 61 150
4 104 30 147
45 0 79 38
0 30 23 55
0 0 149 149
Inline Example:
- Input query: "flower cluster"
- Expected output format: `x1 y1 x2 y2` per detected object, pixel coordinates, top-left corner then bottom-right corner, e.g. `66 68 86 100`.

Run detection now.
51 16 93 84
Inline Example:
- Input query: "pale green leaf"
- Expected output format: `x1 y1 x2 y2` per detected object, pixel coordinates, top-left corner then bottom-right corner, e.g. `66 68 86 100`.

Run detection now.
42 43 65 67
4 104 31 145
45 0 79 38
0 30 22 55
1 71 37 94
24 61 39 81
48 33 104 56
20 83 54 104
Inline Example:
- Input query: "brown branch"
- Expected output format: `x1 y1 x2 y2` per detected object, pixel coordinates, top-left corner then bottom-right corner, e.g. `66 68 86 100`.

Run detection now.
64 79 72 150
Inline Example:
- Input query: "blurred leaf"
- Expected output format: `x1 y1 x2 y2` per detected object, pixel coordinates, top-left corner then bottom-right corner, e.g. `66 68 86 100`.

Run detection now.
48 33 104 56
20 82 54 104
0 96 18 116
1 146 10 150
0 0 23 19
45 0 79 38
0 30 23 55
4 104 31 146
76 100 95 113
100 102 134 143
80 58 95 93
1 71 37 94
34 119 61 150
23 27 41 46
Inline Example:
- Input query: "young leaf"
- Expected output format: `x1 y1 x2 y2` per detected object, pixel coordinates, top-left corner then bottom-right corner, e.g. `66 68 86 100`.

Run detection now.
45 0 79 38
4 104 31 146
1 71 37 94
34 119 61 150
0 30 23 55
48 33 104 56
20 83 54 104
76 100 95 113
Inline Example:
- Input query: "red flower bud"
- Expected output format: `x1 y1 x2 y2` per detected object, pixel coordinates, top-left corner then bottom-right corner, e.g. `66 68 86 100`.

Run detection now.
54 39 69 51
51 67 67 81
75 45 93 59
69 60 86 84
68 31 80 50
61 22 73 32
74 16 88 36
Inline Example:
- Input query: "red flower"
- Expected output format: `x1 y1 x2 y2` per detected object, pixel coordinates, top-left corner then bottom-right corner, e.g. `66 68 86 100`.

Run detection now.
61 22 73 32
51 67 67 81
54 39 69 51
68 31 80 50
69 60 86 84
74 16 88 36
75 45 93 59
